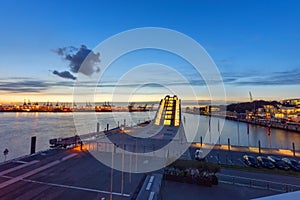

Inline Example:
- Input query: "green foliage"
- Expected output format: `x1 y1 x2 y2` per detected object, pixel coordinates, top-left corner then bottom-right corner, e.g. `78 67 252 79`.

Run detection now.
169 160 220 174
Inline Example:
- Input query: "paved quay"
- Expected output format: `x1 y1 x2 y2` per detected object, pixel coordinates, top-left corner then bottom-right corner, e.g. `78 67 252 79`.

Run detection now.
0 149 145 200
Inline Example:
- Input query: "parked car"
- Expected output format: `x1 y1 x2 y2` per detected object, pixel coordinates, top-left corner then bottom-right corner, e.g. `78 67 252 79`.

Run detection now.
257 156 275 169
267 156 290 170
195 149 205 161
282 158 300 172
243 155 259 167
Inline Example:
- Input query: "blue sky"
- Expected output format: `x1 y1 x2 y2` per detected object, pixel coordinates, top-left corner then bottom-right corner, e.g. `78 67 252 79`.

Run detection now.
0 0 300 103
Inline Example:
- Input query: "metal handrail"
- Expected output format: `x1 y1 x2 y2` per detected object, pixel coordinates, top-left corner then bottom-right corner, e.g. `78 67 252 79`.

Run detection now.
217 173 300 192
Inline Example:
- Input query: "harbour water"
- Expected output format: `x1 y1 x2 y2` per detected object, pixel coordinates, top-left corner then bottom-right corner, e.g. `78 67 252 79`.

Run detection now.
183 113 300 151
0 112 300 161
0 112 155 161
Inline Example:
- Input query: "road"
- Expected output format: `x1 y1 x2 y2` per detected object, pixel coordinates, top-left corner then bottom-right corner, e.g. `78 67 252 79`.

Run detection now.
161 181 280 200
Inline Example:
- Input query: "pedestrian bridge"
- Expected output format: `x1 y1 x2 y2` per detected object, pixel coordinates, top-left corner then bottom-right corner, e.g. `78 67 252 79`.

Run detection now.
154 95 181 127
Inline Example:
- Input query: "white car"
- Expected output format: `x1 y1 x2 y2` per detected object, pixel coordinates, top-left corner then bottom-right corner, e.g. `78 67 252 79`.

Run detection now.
194 149 205 161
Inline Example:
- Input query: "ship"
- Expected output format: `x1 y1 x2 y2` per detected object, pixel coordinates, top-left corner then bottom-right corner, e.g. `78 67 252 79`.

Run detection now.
95 102 112 112
128 103 151 112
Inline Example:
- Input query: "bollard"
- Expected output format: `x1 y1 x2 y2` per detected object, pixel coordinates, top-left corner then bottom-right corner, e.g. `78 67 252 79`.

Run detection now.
97 122 100 132
30 136 36 154
292 142 295 157
107 123 109 132
3 148 9 161
228 138 231 151
200 136 202 147
118 121 120 128
258 140 261 154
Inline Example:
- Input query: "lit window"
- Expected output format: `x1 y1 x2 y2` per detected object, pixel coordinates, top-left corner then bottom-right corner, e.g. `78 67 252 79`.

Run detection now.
165 115 172 119
164 120 171 125
166 111 172 115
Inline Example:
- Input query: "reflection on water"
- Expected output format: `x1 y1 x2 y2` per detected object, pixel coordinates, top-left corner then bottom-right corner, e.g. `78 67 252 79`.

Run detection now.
0 112 155 161
183 113 300 151
1 112 299 162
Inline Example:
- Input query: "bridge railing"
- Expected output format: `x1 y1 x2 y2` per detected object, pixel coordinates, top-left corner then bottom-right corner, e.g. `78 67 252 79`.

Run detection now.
81 140 189 159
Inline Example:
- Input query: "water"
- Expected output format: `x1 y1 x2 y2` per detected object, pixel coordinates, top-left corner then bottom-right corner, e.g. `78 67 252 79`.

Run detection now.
1 112 299 162
183 113 300 151
0 112 155 161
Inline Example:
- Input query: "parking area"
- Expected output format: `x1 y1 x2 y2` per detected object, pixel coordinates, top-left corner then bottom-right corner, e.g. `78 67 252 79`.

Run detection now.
189 146 300 172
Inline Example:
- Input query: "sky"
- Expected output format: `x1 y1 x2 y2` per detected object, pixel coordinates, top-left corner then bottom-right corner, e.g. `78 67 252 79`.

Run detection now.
0 0 300 103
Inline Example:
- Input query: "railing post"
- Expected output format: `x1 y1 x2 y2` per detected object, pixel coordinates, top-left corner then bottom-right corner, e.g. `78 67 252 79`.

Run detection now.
292 142 295 157
200 136 202 147
30 136 36 154
97 122 100 132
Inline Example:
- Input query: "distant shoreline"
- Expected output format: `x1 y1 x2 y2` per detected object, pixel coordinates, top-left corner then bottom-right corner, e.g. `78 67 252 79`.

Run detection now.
0 110 156 113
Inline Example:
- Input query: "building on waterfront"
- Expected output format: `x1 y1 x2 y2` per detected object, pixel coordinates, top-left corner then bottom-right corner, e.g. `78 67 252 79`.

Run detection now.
282 98 300 107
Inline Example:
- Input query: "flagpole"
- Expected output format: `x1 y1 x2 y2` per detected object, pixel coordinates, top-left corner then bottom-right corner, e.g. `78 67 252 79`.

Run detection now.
218 119 220 164
110 144 114 200
121 126 124 195
247 123 250 147
237 119 240 146
209 116 211 144
218 119 220 146
129 136 132 184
